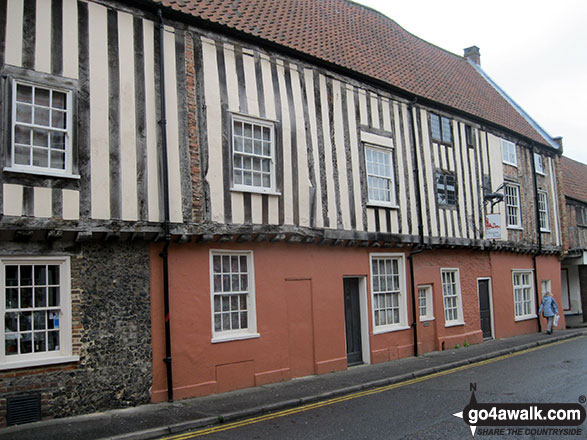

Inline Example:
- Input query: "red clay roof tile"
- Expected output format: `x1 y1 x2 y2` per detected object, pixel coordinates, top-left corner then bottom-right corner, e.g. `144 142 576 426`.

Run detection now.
155 0 552 146
561 156 587 203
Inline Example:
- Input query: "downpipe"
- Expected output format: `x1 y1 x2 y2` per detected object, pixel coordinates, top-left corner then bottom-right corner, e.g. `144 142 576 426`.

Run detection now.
531 144 542 334
158 9 174 402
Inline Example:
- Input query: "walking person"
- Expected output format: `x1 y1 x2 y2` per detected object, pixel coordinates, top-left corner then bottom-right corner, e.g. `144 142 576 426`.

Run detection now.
538 292 559 334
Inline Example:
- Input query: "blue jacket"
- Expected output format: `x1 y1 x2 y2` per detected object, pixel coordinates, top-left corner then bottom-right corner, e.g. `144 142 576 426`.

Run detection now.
539 295 559 318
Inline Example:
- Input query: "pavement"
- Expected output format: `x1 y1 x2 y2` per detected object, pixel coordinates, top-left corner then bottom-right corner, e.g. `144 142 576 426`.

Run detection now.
1 327 586 440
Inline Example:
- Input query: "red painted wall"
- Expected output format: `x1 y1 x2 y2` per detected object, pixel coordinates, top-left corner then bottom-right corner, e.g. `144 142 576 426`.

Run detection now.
150 244 561 402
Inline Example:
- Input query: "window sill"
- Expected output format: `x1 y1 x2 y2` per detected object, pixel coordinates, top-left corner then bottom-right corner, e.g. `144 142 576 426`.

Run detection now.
507 226 524 231
373 325 411 335
515 314 537 322
211 332 260 344
4 167 80 180
503 161 518 168
445 321 465 328
366 202 399 209
230 187 281 196
540 229 551 234
419 316 435 322
0 355 79 371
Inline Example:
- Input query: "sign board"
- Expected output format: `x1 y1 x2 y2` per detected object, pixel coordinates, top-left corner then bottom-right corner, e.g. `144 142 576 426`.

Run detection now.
485 213 501 239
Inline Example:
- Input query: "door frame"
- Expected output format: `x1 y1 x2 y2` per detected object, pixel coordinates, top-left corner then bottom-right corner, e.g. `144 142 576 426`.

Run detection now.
343 276 370 365
477 277 494 339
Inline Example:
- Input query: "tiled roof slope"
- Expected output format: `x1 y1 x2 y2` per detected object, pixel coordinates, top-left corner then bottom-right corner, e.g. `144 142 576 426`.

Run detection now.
156 0 551 146
561 156 587 203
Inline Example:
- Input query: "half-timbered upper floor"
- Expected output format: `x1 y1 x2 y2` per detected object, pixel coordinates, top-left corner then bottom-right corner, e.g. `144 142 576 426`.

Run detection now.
0 0 564 253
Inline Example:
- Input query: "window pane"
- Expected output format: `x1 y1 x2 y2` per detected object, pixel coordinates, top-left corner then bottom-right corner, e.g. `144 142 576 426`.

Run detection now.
34 107 50 126
21 288 33 308
34 311 46 330
34 287 47 307
5 312 18 332
48 286 59 306
47 265 59 284
50 151 65 169
16 104 32 123
19 312 32 331
17 84 33 103
15 125 31 144
51 110 66 129
15 145 31 165
35 87 50 106
6 288 18 308
48 331 59 351
5 336 18 356
33 148 49 167
34 332 46 352
20 333 33 354
52 91 66 109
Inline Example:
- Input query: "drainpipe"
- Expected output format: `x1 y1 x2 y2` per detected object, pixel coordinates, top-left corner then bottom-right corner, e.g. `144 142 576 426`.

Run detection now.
407 99 425 356
530 144 542 333
158 9 174 402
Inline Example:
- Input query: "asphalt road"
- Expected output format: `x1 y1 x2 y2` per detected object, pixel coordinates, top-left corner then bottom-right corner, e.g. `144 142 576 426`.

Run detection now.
161 336 587 440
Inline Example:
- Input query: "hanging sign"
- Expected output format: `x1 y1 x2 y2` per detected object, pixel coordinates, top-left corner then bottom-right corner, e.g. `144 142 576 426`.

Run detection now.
485 213 501 239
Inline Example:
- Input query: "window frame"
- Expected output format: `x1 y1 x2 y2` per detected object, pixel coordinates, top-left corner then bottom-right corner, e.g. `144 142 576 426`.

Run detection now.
209 250 259 343
369 253 409 334
418 284 434 322
534 153 545 175
230 113 279 195
0 256 77 370
441 268 464 327
537 191 550 232
577 206 587 227
429 113 452 145
512 270 536 321
364 143 397 208
501 139 517 167
505 184 522 229
435 170 457 208
6 79 76 178
464 125 476 148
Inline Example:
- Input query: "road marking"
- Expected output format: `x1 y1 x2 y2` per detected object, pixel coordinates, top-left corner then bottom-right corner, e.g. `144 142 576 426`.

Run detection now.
158 335 584 439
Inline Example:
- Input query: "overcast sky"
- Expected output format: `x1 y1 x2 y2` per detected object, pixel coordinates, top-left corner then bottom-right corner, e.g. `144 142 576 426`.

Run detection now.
354 0 587 164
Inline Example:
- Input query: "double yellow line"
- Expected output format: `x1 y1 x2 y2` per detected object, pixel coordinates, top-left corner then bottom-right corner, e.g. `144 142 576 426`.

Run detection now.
158 336 582 439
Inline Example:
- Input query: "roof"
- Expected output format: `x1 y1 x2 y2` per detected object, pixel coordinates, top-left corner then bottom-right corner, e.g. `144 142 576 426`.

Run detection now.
561 156 587 203
155 0 553 147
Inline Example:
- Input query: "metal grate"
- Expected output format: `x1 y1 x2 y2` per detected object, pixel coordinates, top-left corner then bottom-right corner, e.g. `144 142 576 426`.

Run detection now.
6 394 41 426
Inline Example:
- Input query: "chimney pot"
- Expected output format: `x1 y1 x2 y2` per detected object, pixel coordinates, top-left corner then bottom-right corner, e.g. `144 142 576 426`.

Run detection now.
464 46 480 65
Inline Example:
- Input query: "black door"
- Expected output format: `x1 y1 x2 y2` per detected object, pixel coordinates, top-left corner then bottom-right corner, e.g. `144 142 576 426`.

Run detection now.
344 278 363 365
478 279 492 339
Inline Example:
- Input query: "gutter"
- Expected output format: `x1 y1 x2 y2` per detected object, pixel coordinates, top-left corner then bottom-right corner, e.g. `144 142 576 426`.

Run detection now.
158 9 174 402
531 144 543 334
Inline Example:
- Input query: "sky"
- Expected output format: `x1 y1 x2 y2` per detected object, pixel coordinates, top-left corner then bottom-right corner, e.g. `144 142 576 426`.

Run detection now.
354 0 587 164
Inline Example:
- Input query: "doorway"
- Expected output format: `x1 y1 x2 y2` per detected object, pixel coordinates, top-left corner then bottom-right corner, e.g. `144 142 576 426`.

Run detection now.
478 278 493 339
343 278 363 365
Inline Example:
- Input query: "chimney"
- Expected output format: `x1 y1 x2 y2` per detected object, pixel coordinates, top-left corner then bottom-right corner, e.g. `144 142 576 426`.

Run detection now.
464 46 480 65
552 136 563 147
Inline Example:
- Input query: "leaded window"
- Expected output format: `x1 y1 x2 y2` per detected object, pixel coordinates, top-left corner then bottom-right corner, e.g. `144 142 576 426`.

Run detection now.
430 113 452 144
436 172 456 206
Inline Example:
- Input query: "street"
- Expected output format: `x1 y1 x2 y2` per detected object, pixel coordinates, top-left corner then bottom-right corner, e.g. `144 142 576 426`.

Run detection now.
158 336 587 439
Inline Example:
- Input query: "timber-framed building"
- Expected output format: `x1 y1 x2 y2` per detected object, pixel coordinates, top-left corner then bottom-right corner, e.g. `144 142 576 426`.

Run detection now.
0 0 566 424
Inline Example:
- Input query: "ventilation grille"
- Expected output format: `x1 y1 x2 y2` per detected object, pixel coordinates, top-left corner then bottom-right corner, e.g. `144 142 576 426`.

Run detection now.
7 394 41 426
